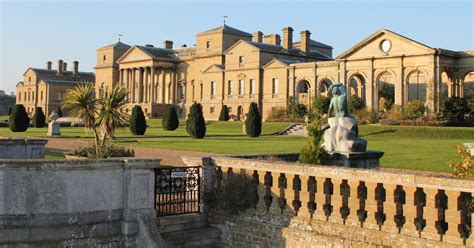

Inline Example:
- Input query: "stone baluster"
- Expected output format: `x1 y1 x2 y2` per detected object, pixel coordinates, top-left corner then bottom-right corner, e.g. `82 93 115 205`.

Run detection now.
422 188 438 241
444 190 464 245
401 186 418 237
364 182 379 230
331 178 343 224
285 174 299 216
298 175 312 219
256 170 268 212
314 177 326 221
346 180 360 227
269 172 281 214
382 184 399 233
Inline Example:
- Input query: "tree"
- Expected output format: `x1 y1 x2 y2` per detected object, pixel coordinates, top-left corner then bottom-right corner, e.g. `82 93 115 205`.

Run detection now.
32 107 46 128
62 83 99 149
186 102 206 138
218 105 230 121
162 106 179 131
299 118 328 165
287 96 307 118
96 86 129 143
311 96 330 118
9 104 30 132
440 97 470 121
56 106 63 117
245 102 262 137
130 106 147 135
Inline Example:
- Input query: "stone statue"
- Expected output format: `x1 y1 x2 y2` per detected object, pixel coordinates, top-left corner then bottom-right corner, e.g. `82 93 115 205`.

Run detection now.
47 111 61 136
323 83 367 153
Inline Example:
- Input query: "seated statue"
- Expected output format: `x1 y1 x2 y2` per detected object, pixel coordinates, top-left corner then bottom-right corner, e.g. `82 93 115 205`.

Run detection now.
323 83 367 153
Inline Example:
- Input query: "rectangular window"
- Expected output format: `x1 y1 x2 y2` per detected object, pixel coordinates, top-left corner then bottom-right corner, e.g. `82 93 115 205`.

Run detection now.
210 81 216 96
239 80 244 95
206 41 211 49
228 80 233 95
272 78 279 94
32 93 34 101
239 56 245 67
40 91 43 101
210 107 215 113
27 92 30 101
18 93 21 101
24 92 26 101
200 83 203 100
250 79 256 95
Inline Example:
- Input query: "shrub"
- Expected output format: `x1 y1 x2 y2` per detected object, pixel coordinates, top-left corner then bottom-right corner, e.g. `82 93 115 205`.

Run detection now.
245 102 262 137
204 171 258 215
440 97 470 121
267 107 287 121
218 105 230 121
404 100 425 120
353 109 378 125
186 102 206 138
7 107 12 116
32 107 46 128
56 106 63 117
9 104 30 132
449 145 473 178
348 96 365 113
68 143 134 158
299 118 328 165
310 96 330 118
130 106 147 135
162 106 179 131
381 104 403 125
287 97 307 118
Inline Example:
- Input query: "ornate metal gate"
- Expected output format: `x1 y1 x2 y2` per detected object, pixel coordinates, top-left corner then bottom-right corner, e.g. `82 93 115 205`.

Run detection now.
155 167 200 216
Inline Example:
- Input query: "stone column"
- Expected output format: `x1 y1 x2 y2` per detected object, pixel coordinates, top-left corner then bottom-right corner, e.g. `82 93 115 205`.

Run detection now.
150 67 155 103
172 69 177 104
131 68 136 103
119 69 123 85
139 68 144 103
459 79 464 97
368 58 375 111
144 68 149 103
161 68 166 104
399 55 405 109
125 69 130 100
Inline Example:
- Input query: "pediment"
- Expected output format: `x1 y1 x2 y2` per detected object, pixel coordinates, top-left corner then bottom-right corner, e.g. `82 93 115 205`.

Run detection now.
263 58 290 69
202 64 224 73
337 29 434 60
117 46 154 63
237 73 247 79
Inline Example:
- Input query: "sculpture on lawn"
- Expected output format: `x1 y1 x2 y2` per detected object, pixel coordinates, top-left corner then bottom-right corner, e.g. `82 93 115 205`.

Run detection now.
323 83 367 153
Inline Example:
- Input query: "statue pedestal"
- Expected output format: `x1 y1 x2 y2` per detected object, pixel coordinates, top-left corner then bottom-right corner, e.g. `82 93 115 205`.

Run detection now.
47 121 61 136
327 150 384 169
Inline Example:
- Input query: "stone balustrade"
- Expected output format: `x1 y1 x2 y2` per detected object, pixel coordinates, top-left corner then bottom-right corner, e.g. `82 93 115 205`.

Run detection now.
183 156 473 247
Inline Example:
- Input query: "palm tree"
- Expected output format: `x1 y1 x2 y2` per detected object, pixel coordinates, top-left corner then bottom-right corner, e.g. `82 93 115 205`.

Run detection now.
62 83 100 148
96 86 129 145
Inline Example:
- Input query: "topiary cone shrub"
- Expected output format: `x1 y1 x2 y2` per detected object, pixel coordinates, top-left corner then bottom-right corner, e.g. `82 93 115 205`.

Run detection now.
186 102 206 138
130 105 147 135
32 107 46 128
9 104 30 132
245 102 262 137
299 118 328 165
218 105 230 121
162 106 179 131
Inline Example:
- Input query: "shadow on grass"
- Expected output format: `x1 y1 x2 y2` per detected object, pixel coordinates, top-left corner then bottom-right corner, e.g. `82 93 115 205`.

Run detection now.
361 129 396 137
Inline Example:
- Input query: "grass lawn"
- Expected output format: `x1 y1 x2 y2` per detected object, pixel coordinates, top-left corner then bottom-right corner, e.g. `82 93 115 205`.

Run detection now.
0 116 472 173
45 150 65 159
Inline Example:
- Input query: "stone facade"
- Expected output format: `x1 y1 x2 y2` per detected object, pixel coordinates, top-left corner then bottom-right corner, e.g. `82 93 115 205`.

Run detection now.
15 60 95 116
0 158 164 247
0 138 47 159
96 25 474 120
183 156 474 247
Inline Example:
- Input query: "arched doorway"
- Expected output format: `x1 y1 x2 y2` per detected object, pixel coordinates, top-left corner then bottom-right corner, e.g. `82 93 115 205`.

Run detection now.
463 71 474 98
349 74 366 103
319 79 332 97
377 72 396 112
296 80 310 105
407 70 427 103
237 105 243 120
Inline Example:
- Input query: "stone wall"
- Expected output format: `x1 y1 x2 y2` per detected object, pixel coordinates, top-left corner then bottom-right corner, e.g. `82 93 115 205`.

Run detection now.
183 156 474 247
0 138 48 159
0 158 164 247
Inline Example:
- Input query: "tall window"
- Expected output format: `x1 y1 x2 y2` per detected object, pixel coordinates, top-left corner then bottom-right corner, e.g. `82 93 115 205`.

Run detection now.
27 92 30 101
206 41 211 49
239 56 245 67
24 92 26 101
40 91 43 101
272 78 279 94
18 93 21 101
228 80 234 95
239 80 245 95
250 79 256 95
210 81 216 96
200 83 203 100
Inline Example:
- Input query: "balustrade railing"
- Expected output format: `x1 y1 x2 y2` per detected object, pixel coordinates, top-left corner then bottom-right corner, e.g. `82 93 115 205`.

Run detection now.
200 156 473 246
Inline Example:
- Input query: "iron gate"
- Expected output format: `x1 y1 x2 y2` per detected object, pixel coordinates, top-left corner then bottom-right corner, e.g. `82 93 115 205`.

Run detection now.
155 167 200 216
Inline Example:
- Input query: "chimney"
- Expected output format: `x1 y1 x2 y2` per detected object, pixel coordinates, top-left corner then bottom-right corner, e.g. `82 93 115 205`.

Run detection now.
62 62 67 72
300 30 311 52
73 61 79 75
282 27 293 50
163 40 173 49
264 34 281 46
46 61 52 70
57 60 63 75
252 31 263 43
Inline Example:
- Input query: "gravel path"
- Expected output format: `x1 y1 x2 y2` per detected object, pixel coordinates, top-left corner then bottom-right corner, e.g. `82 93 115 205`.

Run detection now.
45 138 216 166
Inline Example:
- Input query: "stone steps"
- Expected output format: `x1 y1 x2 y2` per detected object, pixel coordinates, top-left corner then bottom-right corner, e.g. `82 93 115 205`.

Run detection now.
157 213 221 247
279 124 308 137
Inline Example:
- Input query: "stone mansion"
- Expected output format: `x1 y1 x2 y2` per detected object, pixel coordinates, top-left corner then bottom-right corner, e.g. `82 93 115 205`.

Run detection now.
96 24 474 120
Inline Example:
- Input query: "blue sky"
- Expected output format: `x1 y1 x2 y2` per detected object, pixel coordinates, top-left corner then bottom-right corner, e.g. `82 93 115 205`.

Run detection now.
1 0 472 93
